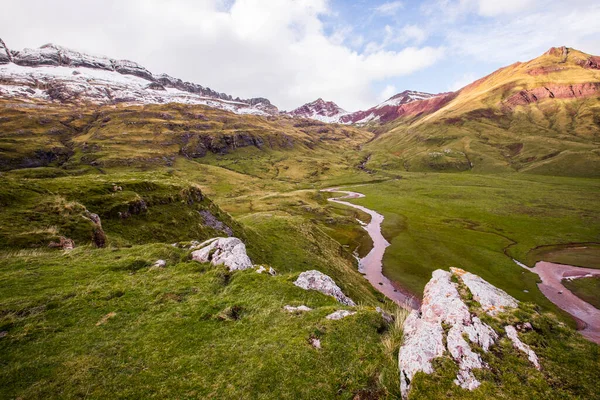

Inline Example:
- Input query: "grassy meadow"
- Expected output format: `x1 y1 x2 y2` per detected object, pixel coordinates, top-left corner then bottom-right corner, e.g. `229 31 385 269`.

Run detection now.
323 173 600 321
563 276 600 309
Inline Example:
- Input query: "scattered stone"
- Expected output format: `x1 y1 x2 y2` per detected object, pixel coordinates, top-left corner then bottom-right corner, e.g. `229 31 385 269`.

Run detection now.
199 210 233 236
505 325 540 369
284 305 312 313
309 337 321 349
48 236 75 251
96 312 116 326
294 270 356 306
0 331 7 338
376 306 394 324
255 265 277 276
451 267 518 315
191 237 252 271
85 211 106 248
326 310 356 320
153 259 166 268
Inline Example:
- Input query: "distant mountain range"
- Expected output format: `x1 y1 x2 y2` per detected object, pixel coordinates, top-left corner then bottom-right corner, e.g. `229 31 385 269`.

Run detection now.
0 39 277 115
1 38 599 139
0 39 444 122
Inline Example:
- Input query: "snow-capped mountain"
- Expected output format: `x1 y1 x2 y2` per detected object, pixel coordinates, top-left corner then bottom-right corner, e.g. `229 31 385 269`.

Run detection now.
0 39 278 115
339 90 437 124
286 91 440 125
286 98 349 123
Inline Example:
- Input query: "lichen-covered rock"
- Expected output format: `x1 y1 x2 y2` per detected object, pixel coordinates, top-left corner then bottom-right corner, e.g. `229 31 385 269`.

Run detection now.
399 311 445 399
463 316 498 351
399 268 539 398
191 237 252 271
451 267 518 315
325 310 356 320
293 270 356 306
447 325 484 390
505 325 540 369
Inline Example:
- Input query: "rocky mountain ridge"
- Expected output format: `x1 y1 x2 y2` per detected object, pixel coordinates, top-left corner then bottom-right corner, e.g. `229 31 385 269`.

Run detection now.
286 98 349 123
340 90 439 124
0 39 278 115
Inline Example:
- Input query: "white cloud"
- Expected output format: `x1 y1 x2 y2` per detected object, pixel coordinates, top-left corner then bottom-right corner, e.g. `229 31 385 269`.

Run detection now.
476 0 536 17
447 2 600 63
379 84 398 101
0 0 443 111
374 1 404 16
399 25 428 45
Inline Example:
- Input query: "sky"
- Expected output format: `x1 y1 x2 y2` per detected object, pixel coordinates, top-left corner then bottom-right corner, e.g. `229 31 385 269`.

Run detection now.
1 0 599 111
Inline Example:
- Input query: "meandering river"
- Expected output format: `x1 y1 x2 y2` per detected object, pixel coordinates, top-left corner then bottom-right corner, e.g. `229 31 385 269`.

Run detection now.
322 188 420 309
514 259 600 344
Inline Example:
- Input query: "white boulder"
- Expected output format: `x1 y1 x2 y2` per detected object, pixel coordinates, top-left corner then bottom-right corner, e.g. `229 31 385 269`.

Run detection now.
325 310 356 320
284 305 312 313
294 270 356 306
191 237 252 271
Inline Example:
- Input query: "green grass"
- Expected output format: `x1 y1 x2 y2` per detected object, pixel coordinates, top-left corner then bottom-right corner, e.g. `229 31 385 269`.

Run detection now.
526 244 600 268
0 244 401 399
563 276 600 309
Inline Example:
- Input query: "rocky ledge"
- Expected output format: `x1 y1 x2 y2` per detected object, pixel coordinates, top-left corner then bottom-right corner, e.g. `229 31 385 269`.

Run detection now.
399 268 540 399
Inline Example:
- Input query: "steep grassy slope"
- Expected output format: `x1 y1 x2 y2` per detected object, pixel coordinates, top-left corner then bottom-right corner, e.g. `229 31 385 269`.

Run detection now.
364 47 600 176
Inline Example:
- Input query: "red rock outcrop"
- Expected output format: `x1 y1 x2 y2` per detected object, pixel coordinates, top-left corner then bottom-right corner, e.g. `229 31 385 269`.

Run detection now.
504 82 600 108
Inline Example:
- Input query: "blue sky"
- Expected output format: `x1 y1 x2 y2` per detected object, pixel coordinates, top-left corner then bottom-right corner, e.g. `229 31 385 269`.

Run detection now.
324 0 600 98
2 0 600 110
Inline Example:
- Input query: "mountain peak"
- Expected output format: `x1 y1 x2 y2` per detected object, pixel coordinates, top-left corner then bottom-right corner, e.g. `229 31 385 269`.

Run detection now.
287 98 348 123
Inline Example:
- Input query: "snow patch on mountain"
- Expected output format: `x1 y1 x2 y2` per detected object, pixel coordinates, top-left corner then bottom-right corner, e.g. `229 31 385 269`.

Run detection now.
0 39 277 116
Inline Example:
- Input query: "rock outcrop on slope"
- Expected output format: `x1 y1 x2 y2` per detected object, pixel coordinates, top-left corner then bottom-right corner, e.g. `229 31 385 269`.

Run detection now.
399 268 540 399
294 270 356 306
0 39 278 115
191 237 253 271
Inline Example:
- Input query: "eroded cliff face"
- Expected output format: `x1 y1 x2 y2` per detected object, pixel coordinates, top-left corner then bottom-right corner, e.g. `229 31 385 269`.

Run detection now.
399 268 540 399
504 82 600 109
